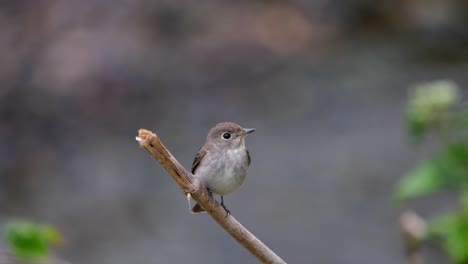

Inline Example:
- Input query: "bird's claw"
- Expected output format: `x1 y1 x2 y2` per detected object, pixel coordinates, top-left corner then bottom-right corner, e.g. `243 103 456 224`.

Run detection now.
221 204 231 218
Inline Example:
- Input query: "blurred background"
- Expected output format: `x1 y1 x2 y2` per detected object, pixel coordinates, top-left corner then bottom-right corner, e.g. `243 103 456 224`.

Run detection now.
1 0 468 263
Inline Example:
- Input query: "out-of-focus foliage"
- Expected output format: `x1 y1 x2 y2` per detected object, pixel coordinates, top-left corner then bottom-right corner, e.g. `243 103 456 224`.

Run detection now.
394 160 443 202
4 220 62 261
406 80 459 140
395 144 468 202
396 80 468 263
429 209 468 264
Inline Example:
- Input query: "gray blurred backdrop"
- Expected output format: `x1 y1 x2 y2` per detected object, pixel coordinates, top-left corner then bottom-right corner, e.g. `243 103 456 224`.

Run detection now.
1 0 468 263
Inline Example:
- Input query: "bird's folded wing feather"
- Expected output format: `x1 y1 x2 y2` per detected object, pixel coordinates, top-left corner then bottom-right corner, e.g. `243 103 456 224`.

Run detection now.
191 148 206 174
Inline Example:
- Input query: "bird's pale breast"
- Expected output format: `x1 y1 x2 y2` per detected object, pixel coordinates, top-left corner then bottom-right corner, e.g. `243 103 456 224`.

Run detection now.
195 147 249 195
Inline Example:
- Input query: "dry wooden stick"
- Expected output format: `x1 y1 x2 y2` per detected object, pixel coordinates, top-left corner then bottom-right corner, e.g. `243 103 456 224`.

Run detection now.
136 129 286 264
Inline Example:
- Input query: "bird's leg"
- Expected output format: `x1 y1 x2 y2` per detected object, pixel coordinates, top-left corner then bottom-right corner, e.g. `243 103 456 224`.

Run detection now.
207 188 213 197
220 195 230 217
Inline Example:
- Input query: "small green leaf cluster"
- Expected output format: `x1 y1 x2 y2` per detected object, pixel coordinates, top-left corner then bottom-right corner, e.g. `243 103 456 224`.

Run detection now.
4 220 62 261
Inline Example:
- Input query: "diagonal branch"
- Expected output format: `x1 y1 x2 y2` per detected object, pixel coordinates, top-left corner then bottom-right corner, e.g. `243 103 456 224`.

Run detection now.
136 129 286 264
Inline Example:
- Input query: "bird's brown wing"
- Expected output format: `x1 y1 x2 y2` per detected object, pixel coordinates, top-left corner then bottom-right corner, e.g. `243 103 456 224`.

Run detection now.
246 149 251 166
191 148 206 174
191 148 207 213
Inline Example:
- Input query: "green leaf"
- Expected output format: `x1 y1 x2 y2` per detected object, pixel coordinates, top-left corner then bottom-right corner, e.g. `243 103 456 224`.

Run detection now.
394 160 444 202
4 220 49 260
429 213 468 264
395 144 468 203
406 112 428 141
438 144 468 188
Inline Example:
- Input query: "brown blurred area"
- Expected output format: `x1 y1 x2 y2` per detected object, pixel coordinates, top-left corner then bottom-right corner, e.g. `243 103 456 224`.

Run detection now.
1 1 467 263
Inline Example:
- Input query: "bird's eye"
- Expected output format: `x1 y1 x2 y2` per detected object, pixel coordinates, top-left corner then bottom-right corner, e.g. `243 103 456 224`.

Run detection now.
222 132 231 140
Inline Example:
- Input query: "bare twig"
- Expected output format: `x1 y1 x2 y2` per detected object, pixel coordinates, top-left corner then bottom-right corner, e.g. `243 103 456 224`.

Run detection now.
399 210 427 264
136 129 286 264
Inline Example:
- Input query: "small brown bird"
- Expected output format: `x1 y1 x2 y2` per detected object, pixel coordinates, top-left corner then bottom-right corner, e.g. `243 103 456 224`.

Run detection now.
191 122 255 214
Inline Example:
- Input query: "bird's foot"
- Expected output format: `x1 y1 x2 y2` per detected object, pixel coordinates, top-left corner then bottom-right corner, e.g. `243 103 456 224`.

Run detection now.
220 196 230 217
221 204 231 217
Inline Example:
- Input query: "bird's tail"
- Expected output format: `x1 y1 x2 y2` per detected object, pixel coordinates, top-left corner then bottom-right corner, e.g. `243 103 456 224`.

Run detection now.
191 203 205 213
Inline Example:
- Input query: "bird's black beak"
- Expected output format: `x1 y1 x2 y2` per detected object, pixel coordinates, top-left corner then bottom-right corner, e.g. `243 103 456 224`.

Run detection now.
243 128 255 135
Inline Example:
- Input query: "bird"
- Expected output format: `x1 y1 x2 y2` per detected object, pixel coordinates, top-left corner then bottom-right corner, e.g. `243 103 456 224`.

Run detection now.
191 122 255 214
